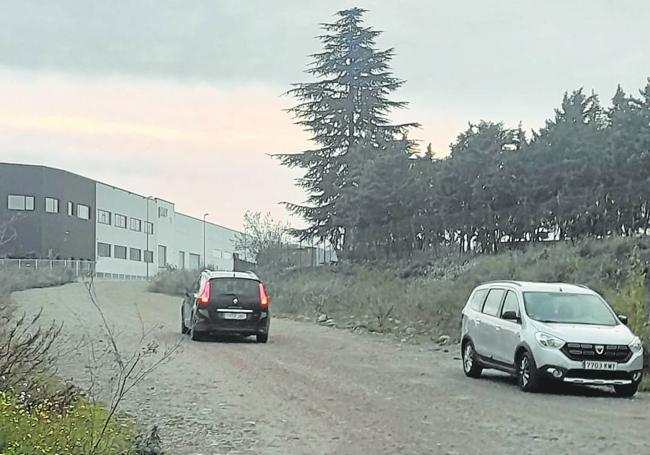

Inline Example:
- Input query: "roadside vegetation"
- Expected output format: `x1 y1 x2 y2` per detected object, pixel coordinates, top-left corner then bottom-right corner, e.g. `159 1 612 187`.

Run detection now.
259 238 650 356
148 266 194 296
0 268 168 454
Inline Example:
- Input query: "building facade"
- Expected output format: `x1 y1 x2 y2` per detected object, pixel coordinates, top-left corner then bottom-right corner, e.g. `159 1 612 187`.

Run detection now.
0 163 245 279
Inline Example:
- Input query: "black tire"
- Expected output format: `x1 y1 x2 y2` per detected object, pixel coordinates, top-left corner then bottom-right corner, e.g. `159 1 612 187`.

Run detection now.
190 312 202 341
517 350 542 393
462 341 483 378
180 307 189 335
614 383 639 398
256 332 269 344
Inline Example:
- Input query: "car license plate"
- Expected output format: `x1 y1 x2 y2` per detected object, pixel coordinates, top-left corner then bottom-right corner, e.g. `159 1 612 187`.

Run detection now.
584 361 617 371
223 313 247 320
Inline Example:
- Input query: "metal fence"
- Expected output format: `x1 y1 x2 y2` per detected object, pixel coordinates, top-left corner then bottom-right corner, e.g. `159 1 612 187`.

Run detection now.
0 259 95 278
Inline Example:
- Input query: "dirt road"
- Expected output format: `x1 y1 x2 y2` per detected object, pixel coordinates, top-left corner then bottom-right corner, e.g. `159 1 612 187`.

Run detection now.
14 282 650 455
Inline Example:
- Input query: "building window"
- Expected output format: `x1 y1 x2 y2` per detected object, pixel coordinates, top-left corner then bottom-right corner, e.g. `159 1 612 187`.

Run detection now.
67 201 74 216
144 222 154 234
114 245 127 259
158 207 168 218
45 197 59 213
158 245 167 267
189 253 201 270
114 214 127 229
179 251 185 270
97 242 111 258
144 250 154 263
130 218 142 232
97 209 111 225
7 195 35 211
129 248 141 261
77 204 90 220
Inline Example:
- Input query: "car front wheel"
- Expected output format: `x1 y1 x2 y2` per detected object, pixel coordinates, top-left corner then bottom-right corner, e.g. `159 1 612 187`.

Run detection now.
517 351 542 392
614 382 640 398
462 341 483 378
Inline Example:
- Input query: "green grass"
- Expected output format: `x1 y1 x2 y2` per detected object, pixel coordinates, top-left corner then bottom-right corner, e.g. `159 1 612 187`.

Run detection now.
0 388 135 455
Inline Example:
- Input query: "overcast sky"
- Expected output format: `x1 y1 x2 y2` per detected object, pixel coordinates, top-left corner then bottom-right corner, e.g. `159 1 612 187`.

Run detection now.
1 0 649 229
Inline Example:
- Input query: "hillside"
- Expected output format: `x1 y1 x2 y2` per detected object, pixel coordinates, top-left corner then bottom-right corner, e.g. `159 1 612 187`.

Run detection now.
259 237 650 345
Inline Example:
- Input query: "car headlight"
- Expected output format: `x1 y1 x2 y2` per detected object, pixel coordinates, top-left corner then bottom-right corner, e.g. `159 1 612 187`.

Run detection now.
535 332 564 349
630 337 643 353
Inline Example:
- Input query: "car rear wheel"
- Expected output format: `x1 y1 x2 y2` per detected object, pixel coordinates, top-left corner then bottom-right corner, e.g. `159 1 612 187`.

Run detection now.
614 382 639 398
462 341 482 378
517 351 542 392
180 307 189 335
190 312 202 341
256 332 269 344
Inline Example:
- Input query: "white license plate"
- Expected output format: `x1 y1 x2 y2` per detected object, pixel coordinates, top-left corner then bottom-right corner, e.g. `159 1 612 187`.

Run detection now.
223 313 247 320
584 361 617 371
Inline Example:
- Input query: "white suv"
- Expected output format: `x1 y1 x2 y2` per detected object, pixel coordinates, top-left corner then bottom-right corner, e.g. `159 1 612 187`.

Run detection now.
460 281 644 396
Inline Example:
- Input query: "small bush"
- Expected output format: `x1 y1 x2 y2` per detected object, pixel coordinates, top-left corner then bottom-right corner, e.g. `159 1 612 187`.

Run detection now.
148 267 195 296
610 248 650 371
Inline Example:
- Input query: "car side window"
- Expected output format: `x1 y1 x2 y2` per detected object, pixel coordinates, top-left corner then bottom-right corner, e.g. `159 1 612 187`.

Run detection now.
481 289 505 317
500 291 520 320
469 289 488 311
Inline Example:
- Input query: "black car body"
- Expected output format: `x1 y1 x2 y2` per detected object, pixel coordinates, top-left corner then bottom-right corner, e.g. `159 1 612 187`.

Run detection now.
181 270 270 343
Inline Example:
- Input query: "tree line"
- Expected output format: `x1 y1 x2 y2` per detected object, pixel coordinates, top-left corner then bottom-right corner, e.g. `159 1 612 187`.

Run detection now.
276 7 650 260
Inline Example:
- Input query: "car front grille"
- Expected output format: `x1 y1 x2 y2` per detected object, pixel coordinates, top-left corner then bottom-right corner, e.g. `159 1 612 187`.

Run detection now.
561 343 632 363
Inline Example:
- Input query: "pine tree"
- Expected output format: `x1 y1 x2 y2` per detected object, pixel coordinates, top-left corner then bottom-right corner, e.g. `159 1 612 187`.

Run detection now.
275 8 418 254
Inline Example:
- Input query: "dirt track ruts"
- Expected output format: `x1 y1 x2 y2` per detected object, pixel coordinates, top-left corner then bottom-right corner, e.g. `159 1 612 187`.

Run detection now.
14 281 650 455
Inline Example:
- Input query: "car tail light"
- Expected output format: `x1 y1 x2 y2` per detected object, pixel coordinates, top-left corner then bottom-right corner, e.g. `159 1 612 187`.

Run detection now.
259 282 269 308
198 281 211 305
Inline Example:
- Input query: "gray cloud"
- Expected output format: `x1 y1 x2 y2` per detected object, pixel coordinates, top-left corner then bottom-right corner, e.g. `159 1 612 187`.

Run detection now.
1 1 649 132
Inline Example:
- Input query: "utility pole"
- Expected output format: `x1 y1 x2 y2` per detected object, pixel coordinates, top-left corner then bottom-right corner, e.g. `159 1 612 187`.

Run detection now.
145 196 153 280
203 213 209 268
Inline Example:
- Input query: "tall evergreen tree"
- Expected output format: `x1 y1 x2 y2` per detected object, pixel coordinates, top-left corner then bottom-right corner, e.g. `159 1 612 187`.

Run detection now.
275 8 418 254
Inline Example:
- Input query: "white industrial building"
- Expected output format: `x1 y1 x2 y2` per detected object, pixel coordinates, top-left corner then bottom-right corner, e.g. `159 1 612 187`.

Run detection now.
94 182 243 279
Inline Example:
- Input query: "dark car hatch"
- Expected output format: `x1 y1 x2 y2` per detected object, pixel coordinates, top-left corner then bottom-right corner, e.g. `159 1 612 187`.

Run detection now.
209 277 260 310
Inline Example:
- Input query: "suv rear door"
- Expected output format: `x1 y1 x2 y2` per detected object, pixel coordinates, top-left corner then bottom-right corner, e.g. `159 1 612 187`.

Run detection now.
493 290 522 365
474 288 506 359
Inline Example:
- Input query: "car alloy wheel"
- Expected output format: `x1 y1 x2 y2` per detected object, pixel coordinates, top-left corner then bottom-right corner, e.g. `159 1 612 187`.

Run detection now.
463 343 474 373
519 355 530 388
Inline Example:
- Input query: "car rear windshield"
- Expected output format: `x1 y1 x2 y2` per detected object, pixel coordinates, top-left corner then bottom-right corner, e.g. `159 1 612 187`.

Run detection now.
210 278 259 297
523 292 618 326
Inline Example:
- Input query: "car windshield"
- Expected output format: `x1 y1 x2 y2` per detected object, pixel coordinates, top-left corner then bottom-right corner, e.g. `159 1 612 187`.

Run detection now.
523 292 618 326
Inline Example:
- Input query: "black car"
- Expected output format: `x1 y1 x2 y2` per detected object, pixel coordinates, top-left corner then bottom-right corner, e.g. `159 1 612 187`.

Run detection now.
181 270 270 343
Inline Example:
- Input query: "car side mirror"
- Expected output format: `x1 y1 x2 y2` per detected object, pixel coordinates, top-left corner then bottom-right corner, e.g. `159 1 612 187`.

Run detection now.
618 315 628 325
502 311 521 323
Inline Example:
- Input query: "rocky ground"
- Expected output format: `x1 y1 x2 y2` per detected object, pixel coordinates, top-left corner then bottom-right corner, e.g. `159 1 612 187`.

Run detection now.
14 281 650 455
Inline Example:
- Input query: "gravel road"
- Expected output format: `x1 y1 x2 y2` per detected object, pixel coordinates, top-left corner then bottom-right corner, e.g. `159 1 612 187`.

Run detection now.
13 281 650 455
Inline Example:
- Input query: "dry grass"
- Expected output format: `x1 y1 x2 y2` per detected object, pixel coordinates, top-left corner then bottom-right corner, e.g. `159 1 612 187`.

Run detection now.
259 238 650 344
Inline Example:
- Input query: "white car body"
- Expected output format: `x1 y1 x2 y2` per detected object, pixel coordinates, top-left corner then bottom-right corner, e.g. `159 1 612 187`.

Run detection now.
460 281 644 394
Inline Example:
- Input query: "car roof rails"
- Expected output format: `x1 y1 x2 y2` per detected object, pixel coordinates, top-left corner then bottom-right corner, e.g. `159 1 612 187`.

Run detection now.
481 280 523 287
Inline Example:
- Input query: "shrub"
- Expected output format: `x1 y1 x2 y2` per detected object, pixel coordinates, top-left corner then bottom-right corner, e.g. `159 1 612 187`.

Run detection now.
0 388 135 455
610 248 650 371
147 267 195 296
